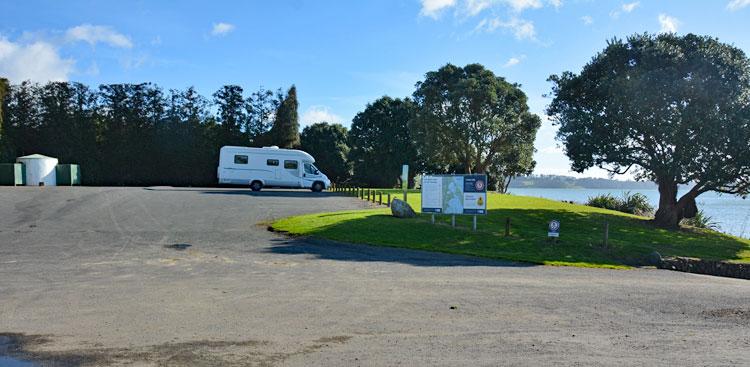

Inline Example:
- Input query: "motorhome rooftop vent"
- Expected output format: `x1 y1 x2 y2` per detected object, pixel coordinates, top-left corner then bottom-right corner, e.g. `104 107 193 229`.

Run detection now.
262 146 280 149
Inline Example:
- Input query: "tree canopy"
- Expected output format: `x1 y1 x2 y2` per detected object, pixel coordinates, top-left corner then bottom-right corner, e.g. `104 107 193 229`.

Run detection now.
547 33 750 227
411 63 541 176
300 122 350 183
0 80 296 185
348 96 421 188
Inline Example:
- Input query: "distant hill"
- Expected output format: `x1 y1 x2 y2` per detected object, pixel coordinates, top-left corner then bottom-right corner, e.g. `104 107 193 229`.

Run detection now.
509 175 658 190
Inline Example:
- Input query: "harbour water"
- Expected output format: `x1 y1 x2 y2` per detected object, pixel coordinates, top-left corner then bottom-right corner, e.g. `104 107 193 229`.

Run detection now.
508 188 750 239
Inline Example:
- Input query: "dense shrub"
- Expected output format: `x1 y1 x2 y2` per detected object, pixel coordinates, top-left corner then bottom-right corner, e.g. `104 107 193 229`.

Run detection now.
586 192 654 216
681 209 720 230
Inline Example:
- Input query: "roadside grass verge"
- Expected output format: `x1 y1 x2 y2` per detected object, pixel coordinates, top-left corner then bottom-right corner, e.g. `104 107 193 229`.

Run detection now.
272 192 750 269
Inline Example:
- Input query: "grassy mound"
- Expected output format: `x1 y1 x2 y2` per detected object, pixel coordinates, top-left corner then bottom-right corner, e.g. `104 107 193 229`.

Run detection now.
272 192 750 269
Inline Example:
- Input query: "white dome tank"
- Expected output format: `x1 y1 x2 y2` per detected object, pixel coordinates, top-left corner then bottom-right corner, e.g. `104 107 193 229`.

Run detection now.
17 154 58 186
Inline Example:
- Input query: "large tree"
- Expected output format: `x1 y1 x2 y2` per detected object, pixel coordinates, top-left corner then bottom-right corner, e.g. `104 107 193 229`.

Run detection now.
300 122 350 183
349 96 420 187
0 78 9 160
246 86 282 143
213 85 246 146
411 63 541 174
547 33 750 228
268 85 300 148
487 140 536 193
0 78 8 137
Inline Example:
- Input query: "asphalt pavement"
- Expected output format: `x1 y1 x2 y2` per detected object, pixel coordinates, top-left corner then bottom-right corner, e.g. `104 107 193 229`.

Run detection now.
0 186 748 366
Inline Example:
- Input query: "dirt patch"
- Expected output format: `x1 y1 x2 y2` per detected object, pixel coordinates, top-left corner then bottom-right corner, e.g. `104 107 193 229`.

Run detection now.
0 333 353 367
701 308 750 324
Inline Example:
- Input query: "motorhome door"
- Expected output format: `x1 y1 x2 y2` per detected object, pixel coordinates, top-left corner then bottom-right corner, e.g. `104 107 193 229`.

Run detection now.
283 159 302 187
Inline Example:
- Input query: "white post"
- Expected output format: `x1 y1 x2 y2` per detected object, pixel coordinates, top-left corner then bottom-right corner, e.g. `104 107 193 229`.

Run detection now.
473 215 477 231
431 214 435 224
451 215 455 227
401 164 408 202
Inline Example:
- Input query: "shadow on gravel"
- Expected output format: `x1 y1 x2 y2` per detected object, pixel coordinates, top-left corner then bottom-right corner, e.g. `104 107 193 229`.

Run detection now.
144 187 341 198
0 332 353 367
265 237 532 267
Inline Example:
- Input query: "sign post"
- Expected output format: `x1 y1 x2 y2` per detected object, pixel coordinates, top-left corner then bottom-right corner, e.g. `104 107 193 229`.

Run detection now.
401 165 408 202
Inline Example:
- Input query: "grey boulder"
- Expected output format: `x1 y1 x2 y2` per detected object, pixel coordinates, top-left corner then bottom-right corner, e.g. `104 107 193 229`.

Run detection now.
390 198 416 218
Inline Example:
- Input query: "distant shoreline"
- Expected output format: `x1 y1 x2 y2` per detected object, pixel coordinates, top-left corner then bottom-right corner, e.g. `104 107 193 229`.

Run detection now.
509 175 693 190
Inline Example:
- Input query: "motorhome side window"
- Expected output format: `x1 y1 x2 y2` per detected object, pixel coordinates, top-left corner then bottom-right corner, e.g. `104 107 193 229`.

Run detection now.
284 160 298 169
266 159 279 166
234 155 248 164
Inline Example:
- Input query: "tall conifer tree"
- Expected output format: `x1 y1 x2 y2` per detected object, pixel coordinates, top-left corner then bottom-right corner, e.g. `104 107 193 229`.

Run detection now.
269 85 300 148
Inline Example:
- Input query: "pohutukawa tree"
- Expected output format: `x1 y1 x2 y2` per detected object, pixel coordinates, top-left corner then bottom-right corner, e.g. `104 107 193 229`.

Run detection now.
411 63 541 176
547 33 750 228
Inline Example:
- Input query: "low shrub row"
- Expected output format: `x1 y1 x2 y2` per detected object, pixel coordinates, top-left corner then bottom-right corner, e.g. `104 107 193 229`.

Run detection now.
586 192 654 216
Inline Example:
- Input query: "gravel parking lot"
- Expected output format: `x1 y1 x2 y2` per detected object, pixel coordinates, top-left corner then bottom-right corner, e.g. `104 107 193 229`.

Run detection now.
0 187 748 366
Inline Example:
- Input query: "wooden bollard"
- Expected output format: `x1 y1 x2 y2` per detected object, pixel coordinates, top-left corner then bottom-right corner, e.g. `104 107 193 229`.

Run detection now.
387 193 391 207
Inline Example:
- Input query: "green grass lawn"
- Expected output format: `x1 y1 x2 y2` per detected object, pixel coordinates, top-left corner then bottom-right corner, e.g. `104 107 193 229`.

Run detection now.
272 191 750 269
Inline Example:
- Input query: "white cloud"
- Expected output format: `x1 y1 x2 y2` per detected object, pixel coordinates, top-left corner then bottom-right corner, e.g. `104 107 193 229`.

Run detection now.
610 2 639 18
301 105 344 128
211 22 236 36
420 0 457 18
581 15 593 25
539 144 563 154
658 14 679 33
465 0 491 16
0 37 74 83
422 0 560 18
502 55 525 67
476 17 536 40
727 0 750 10
505 0 542 12
85 61 99 76
65 24 133 48
621 1 640 12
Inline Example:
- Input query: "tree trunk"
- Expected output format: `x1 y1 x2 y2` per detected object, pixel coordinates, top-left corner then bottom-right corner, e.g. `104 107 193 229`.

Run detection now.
653 179 698 228
654 179 680 228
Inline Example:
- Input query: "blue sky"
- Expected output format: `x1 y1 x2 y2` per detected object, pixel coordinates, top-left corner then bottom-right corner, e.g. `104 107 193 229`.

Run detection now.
2 0 749 178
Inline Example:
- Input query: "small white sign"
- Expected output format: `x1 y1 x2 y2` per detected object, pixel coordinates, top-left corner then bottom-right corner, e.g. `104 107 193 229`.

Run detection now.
548 220 560 238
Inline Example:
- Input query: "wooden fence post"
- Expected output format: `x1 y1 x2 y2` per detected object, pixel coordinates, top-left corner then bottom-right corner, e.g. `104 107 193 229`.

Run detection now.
604 221 609 248
378 192 382 205
387 193 391 207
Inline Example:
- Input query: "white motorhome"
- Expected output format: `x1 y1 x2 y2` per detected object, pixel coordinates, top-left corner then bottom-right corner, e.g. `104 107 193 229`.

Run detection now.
217 146 331 192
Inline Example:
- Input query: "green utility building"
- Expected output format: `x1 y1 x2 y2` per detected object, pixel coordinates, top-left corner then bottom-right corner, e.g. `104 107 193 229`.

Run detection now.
0 163 26 186
56 164 82 186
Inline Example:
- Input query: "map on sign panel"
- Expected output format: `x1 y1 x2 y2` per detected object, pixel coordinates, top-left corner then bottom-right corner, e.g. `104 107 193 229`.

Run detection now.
421 175 487 215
